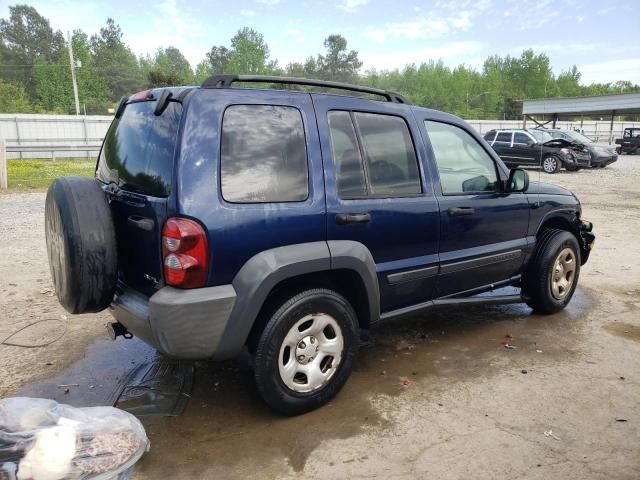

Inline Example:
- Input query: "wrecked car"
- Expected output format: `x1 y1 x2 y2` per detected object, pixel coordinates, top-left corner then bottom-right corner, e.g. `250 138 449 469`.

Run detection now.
484 128 592 173
538 128 618 168
44 75 595 415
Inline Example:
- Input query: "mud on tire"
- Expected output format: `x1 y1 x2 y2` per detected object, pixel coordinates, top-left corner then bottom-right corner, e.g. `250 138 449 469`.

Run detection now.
45 176 117 314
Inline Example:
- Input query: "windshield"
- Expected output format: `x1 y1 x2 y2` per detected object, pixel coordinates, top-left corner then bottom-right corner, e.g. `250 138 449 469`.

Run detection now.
530 130 553 143
561 130 593 144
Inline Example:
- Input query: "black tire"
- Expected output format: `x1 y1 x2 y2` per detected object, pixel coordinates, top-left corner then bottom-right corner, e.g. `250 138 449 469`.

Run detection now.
253 289 359 415
45 176 117 314
542 155 560 174
523 229 581 314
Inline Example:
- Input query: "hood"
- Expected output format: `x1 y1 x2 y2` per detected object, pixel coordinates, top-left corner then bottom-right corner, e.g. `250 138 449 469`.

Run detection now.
528 181 573 196
542 138 584 150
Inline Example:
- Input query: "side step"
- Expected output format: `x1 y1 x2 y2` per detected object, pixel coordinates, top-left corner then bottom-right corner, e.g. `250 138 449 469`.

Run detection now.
379 294 525 322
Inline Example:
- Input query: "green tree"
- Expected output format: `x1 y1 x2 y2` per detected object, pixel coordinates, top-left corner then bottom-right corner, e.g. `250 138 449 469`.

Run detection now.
90 18 144 100
0 4 65 98
143 46 193 87
311 34 362 82
227 27 277 74
34 30 110 113
0 79 34 112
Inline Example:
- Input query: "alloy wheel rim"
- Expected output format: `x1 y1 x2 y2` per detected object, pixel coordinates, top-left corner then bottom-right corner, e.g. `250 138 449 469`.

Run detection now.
543 157 557 173
278 313 344 393
551 247 576 300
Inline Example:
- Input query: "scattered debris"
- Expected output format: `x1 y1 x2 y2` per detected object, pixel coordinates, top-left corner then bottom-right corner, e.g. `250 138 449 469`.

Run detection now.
521 369 528 374
544 429 560 440
615 418 628 422
411 369 419 376
380 370 386 376
396 340 416 351
501 334 517 349
401 378 411 387
620 376 626 380
56 384 80 389
536 350 543 353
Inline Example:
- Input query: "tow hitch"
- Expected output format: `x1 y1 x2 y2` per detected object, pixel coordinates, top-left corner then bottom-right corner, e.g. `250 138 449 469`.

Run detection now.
106 322 133 340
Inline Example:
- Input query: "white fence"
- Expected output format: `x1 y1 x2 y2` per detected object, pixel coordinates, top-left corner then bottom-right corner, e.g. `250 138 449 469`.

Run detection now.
0 114 112 159
1 114 639 160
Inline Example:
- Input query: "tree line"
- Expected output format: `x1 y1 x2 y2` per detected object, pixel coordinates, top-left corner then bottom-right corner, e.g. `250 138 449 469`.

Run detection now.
1 4 638 118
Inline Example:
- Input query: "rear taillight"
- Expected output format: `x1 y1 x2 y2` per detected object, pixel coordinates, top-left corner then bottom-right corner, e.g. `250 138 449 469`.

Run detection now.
161 218 209 288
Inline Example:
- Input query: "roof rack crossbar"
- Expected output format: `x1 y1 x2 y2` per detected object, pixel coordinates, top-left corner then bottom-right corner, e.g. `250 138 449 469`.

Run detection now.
200 74 409 104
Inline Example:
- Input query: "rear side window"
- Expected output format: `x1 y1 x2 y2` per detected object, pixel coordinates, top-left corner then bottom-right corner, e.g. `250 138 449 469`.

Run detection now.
483 131 496 142
495 132 512 143
328 111 422 199
221 105 308 203
97 100 181 197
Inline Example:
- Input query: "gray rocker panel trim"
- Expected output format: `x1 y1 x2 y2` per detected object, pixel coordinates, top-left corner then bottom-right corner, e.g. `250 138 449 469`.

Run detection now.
214 240 380 360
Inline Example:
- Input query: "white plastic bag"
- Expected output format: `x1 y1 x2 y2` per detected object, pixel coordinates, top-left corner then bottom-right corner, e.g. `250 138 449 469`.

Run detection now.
0 397 149 480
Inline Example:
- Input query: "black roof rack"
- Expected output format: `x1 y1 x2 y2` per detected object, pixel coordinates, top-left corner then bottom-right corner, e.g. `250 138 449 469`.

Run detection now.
201 74 410 104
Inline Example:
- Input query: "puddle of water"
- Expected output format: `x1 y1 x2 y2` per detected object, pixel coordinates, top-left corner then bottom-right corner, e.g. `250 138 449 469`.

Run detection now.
14 288 592 476
603 322 640 342
16 336 154 407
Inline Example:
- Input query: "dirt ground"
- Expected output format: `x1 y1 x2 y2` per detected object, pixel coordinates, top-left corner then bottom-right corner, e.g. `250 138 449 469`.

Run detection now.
1 156 639 479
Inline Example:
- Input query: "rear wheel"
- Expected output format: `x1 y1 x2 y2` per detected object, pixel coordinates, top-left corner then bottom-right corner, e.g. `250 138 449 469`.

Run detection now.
523 229 580 314
542 156 560 174
253 289 359 415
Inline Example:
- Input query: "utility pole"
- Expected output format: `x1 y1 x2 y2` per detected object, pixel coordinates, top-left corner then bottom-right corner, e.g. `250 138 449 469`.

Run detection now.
67 31 80 116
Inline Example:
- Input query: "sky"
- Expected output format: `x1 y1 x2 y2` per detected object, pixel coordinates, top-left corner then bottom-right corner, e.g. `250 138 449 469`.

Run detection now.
4 0 640 85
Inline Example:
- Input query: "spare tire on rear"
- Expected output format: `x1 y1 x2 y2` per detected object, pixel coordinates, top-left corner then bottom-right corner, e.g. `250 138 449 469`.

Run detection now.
45 176 117 314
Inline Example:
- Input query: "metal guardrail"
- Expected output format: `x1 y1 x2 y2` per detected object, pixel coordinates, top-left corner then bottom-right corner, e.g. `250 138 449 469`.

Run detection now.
7 143 102 160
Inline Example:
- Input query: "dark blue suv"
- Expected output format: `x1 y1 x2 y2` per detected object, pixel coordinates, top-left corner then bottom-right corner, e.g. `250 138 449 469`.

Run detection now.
45 75 595 415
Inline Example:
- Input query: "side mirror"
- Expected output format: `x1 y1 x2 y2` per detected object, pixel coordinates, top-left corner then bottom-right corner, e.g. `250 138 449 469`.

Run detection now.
507 168 529 192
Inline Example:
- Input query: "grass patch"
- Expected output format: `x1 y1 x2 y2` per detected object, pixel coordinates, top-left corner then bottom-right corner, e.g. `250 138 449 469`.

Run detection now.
7 158 96 191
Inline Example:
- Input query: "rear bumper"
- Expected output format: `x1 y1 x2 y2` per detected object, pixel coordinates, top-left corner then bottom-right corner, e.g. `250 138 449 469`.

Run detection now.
110 284 237 359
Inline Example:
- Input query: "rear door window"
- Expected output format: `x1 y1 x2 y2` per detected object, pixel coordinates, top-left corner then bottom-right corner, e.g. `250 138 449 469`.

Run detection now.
495 132 512 144
97 100 181 197
220 105 308 203
327 111 422 199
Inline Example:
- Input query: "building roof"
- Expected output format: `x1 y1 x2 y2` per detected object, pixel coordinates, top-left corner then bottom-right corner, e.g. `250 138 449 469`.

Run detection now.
522 92 640 118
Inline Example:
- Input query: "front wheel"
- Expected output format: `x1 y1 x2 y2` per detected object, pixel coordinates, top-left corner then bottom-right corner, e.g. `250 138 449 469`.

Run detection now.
523 229 581 314
253 289 359 415
542 156 561 174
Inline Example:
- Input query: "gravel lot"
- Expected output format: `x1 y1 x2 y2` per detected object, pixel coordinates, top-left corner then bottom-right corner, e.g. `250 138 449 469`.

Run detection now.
1 156 639 479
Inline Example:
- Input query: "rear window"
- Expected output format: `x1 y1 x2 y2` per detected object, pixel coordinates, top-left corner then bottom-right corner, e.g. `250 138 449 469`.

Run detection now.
97 100 181 197
220 105 308 203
